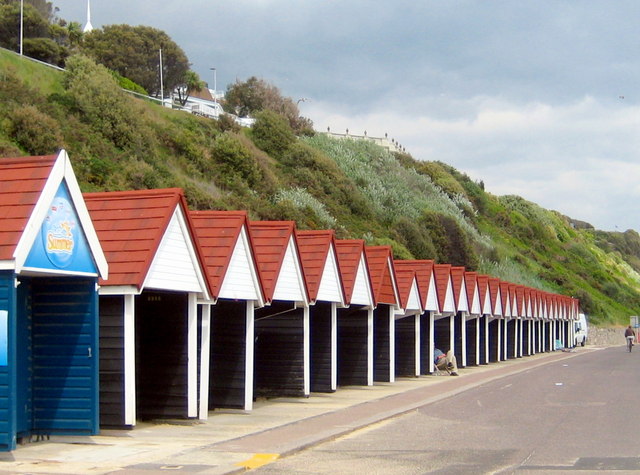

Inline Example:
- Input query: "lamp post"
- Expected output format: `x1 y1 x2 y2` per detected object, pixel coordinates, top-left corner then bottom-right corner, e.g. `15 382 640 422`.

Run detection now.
210 67 217 102
19 0 23 55
159 48 164 106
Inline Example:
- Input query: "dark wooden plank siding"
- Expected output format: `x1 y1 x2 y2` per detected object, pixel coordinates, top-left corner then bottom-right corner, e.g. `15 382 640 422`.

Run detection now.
419 313 432 375
465 318 478 366
135 291 188 420
522 320 531 356
310 302 333 393
395 317 416 377
337 307 368 386
99 296 126 428
434 317 451 353
254 303 305 398
544 321 552 351
373 306 391 382
454 313 464 367
507 320 516 359
488 319 500 362
479 316 488 364
209 300 247 409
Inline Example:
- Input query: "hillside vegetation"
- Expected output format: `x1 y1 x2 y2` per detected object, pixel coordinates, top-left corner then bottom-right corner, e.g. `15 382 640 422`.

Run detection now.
1 48 639 325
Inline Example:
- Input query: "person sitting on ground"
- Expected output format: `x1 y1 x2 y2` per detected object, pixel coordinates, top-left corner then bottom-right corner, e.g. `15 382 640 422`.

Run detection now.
434 347 459 376
624 325 635 346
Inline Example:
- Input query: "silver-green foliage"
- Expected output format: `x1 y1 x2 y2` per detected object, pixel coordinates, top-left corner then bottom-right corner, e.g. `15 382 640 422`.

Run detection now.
275 187 337 228
304 134 490 247
478 256 552 291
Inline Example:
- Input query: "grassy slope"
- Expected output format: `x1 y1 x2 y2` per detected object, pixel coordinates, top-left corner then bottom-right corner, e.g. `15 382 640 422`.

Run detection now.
1 48 638 325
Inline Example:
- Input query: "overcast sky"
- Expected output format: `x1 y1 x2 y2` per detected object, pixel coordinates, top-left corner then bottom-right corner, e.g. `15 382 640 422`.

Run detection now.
52 0 640 232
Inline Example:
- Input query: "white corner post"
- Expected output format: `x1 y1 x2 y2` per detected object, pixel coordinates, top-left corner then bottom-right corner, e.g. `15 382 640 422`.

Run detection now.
414 313 420 376
245 301 254 410
187 293 198 418
331 302 337 391
198 304 211 420
123 294 136 426
389 306 395 383
367 308 374 386
429 312 435 373
303 304 310 396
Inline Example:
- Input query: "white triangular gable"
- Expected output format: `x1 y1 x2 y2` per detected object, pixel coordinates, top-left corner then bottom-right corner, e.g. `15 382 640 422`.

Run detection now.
503 293 512 317
13 150 107 278
456 277 469 313
218 226 263 304
425 271 439 312
144 206 209 297
273 236 307 303
527 296 533 317
396 277 422 316
482 287 492 315
316 245 344 304
470 285 481 315
494 288 503 316
351 254 374 307
511 293 518 317
442 278 456 313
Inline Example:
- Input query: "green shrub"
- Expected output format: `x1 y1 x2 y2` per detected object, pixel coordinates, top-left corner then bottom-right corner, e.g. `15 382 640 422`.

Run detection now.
211 132 261 188
8 105 63 154
63 55 149 150
110 71 148 95
23 37 67 66
250 109 295 157
371 237 413 260
393 216 437 260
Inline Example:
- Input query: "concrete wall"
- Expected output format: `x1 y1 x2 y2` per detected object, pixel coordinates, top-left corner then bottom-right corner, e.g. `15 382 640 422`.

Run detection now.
588 327 627 347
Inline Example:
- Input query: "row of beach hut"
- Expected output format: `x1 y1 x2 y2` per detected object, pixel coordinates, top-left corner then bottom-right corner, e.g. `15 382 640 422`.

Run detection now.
0 151 579 451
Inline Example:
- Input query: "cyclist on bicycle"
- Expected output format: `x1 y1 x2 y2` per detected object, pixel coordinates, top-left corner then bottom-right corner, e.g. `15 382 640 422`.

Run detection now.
625 325 635 351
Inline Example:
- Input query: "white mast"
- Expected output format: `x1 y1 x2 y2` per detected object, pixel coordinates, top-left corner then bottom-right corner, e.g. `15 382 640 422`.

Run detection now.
83 0 94 33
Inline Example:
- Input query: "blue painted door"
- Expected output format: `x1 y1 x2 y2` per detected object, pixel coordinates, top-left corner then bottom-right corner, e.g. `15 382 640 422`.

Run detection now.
30 278 98 435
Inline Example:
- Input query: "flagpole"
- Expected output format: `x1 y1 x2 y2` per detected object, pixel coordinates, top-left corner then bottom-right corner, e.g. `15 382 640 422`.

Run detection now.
19 0 23 55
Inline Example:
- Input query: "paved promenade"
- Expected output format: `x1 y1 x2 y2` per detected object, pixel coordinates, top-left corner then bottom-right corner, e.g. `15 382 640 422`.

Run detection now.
0 348 599 474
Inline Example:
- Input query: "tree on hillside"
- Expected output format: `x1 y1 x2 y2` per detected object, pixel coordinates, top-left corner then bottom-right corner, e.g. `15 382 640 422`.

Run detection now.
0 1 77 65
0 1 49 49
174 70 205 106
224 76 313 135
82 24 190 97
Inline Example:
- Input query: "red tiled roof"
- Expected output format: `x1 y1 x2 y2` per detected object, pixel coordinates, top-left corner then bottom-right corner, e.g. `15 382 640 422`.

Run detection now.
499 282 511 316
488 278 501 315
190 210 258 300
464 271 478 313
84 188 188 288
393 262 417 310
335 239 367 305
296 229 341 304
249 221 297 303
476 274 490 314
433 264 452 312
450 266 466 311
0 154 57 260
516 285 526 317
364 246 397 306
394 260 435 311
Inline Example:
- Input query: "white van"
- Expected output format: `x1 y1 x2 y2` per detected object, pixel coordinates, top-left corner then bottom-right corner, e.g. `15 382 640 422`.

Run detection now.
574 313 588 347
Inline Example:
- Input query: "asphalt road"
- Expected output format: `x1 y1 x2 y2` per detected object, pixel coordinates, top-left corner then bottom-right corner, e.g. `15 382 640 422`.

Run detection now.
254 345 640 474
